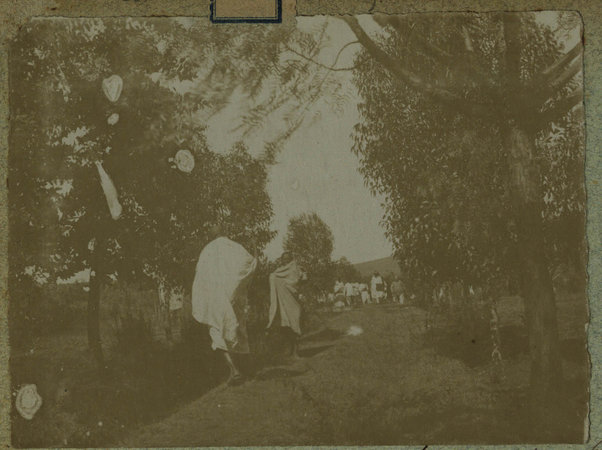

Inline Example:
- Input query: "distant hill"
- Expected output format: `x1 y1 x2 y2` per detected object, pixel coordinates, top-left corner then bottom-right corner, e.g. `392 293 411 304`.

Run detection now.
353 256 401 278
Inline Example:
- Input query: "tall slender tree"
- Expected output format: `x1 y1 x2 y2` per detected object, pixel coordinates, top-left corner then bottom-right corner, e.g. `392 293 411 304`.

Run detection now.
338 12 584 395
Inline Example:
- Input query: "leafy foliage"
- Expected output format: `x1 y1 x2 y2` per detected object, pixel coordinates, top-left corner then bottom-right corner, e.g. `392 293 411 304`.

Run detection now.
332 257 362 283
283 212 335 295
9 18 317 290
350 13 585 300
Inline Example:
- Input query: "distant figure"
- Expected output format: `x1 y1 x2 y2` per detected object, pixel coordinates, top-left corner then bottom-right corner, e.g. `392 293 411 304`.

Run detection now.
391 277 404 304
158 283 185 343
334 278 346 306
344 281 355 306
371 271 385 304
191 225 257 386
317 291 327 304
352 283 361 306
158 283 184 311
334 279 344 294
267 252 303 358
360 283 371 304
383 278 390 302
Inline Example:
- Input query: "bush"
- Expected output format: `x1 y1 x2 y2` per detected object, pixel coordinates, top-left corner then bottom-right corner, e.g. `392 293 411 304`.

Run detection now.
9 279 86 349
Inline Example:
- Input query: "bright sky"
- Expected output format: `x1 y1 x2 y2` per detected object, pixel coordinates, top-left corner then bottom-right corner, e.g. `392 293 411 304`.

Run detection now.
535 11 582 49
205 16 394 263
204 12 580 264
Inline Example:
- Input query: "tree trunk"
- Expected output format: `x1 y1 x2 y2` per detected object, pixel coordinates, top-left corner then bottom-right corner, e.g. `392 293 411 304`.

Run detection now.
88 234 106 369
503 125 562 396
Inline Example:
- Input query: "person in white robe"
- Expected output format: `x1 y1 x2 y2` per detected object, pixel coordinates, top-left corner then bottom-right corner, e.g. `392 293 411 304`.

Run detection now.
344 281 355 306
360 283 371 304
371 272 385 304
334 279 346 306
191 225 257 386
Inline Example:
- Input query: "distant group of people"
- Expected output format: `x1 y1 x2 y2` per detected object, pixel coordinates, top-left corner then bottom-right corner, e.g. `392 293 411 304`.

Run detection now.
191 226 306 386
331 272 405 307
333 279 366 306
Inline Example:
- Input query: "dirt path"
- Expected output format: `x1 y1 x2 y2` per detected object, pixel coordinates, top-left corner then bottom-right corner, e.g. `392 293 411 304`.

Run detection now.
123 305 452 446
122 304 556 446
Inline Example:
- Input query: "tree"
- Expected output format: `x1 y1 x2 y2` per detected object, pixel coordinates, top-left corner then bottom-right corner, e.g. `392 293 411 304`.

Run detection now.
9 18 304 366
10 16 360 368
10 13 585 399
283 212 335 296
339 12 584 396
332 257 362 283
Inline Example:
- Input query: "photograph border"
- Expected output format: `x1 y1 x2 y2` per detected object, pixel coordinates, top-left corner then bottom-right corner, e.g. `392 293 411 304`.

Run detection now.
210 0 282 23
0 0 599 448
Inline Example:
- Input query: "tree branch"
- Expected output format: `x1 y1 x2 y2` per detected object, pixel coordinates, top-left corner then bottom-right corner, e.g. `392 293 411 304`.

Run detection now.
372 14 497 95
283 40 363 72
372 14 453 61
340 15 493 119
537 91 583 126
541 41 582 79
547 57 582 92
532 43 582 113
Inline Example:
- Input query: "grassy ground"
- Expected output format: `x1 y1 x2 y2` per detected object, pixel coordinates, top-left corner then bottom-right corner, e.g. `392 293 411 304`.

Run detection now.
124 298 588 446
10 292 588 447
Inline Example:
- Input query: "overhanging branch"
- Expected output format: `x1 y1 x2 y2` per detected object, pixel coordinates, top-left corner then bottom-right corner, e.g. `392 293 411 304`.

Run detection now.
548 58 582 91
372 14 497 95
537 91 583 127
283 40 363 72
541 42 582 80
340 15 494 119
532 43 582 113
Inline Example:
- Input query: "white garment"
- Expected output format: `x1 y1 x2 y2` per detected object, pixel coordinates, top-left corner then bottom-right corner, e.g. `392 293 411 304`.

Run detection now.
209 326 228 351
361 290 370 304
95 161 122 220
191 237 257 353
344 282 355 297
371 276 384 302
334 281 345 294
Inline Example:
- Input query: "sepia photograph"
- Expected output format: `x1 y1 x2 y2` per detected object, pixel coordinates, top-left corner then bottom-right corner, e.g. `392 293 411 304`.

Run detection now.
7 11 588 446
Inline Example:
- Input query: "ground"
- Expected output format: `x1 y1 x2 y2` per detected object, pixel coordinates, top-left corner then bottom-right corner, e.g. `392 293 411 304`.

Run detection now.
11 295 588 447
123 301 588 446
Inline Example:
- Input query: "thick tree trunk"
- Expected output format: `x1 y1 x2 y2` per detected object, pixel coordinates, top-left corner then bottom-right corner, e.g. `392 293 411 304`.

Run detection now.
503 125 562 395
88 234 106 369
517 209 562 391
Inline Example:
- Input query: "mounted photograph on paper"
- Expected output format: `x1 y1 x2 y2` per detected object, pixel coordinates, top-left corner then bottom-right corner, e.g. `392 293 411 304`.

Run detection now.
8 11 587 447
